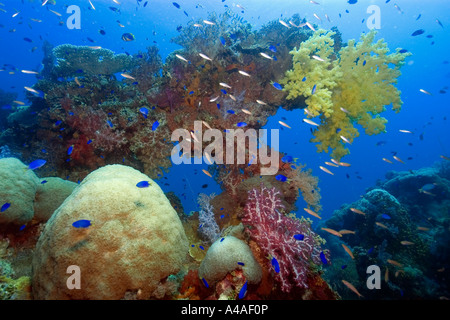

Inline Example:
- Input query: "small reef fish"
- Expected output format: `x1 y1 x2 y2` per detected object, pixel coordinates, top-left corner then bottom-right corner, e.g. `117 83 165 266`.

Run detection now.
259 52 273 60
294 234 304 240
72 220 91 228
304 208 321 219
411 29 425 36
121 33 135 42
209 96 219 102
75 77 81 87
417 226 430 231
325 161 339 167
393 155 405 164
172 2 181 9
202 169 212 178
313 13 321 22
311 84 317 94
382 158 393 164
342 280 363 298
256 100 267 105
381 214 391 219
338 162 351 167
199 53 212 61
12 11 20 18
236 122 247 127
436 19 444 28
278 121 291 129
399 129 413 134
203 20 215 25
321 227 342 237
279 20 290 28
305 22 316 31
339 229 356 235
89 0 95 10
385 268 389 283
67 145 74 156
238 281 247 299
312 55 325 62
121 73 135 80
238 70 251 77
340 135 351 144
28 159 46 170
275 174 288 182
387 259 403 267
401 241 414 246
136 181 150 188
419 89 432 95
202 121 212 130
175 54 189 62
1 203 11 213
152 121 159 131
350 208 366 216
375 222 389 229
24 86 39 95
340 107 349 113
272 82 283 90
320 252 328 265
319 166 334 175
342 244 355 259
440 155 450 161
201 278 209 288
21 70 38 75
271 257 280 273
219 82 232 89
139 107 149 118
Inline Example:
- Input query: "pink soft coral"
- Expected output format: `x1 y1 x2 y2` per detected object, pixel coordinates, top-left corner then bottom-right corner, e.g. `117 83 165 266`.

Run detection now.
242 184 327 293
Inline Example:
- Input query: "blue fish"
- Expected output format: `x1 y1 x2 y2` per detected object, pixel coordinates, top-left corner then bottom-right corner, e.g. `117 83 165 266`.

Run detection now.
72 220 91 228
348 0 357 4
220 89 227 94
107 120 114 128
269 45 277 53
236 122 247 127
275 174 288 182
238 281 248 299
381 214 391 219
67 145 74 156
220 214 225 219
368 247 374 254
199 245 205 250
302 77 307 82
341 265 347 269
136 181 150 188
55 120 62 126
312 84 317 94
271 257 280 273
19 225 26 231
189 91 194 95
272 82 283 90
220 36 226 45
294 234 304 241
363 60 366 66
201 277 209 288
227 110 235 114
87 139 93 145
152 120 159 131
1 203 11 213
28 159 46 170
139 107 149 118
411 29 425 37
320 251 328 265
41 180 47 184
220 237 225 242
172 2 180 9
237 262 245 266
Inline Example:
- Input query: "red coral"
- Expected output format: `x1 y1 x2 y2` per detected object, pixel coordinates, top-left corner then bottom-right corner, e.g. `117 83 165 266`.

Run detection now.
242 184 326 293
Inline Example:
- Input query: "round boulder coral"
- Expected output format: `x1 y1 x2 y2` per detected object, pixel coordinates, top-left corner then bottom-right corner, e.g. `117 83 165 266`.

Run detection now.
0 158 40 226
33 177 78 222
31 164 189 299
198 236 262 285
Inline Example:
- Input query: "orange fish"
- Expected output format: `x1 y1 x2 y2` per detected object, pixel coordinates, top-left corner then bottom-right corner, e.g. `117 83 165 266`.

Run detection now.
321 228 342 237
338 162 351 167
350 208 366 216
375 222 389 229
382 158 393 164
395 270 405 277
303 208 321 219
339 229 356 235
387 259 403 267
341 244 354 259
417 226 430 231
440 155 450 161
341 280 363 298
202 169 212 178
393 155 405 164
385 268 389 283
400 241 414 246
325 161 339 167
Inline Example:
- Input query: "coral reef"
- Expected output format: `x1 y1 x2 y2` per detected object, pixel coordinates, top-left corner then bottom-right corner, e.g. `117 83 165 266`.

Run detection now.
31 165 189 299
281 30 411 160
319 161 450 299
197 193 221 245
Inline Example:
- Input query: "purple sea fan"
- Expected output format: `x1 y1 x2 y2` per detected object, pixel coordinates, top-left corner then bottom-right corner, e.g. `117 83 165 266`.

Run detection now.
242 184 327 292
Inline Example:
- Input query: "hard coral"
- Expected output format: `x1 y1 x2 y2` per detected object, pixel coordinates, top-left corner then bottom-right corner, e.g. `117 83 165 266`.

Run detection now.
281 30 411 160
242 184 327 292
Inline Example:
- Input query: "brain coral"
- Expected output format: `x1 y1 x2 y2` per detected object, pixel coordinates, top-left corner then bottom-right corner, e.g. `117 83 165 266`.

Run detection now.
33 177 78 222
0 158 40 226
198 236 262 285
31 165 189 300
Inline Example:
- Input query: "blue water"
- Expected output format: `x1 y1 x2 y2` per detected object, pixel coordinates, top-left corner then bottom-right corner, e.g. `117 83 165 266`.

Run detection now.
1 0 449 219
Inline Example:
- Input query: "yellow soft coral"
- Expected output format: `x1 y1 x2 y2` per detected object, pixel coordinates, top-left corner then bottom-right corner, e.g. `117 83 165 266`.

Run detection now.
281 29 411 160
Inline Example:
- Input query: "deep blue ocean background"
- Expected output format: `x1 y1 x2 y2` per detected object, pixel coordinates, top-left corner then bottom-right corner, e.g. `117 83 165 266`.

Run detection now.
1 0 449 221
